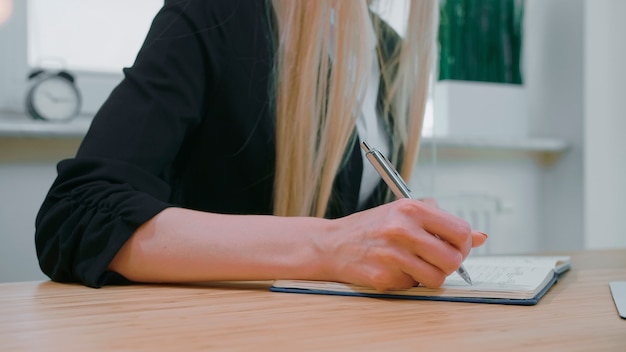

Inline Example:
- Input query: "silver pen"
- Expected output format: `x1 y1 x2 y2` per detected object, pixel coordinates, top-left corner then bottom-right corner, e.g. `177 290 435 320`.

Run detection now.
360 140 473 285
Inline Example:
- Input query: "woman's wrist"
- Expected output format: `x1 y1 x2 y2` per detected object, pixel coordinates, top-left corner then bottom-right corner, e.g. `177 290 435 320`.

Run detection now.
303 216 344 282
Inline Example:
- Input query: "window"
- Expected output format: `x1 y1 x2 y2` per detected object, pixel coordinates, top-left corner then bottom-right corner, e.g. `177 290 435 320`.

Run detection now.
27 0 162 73
21 0 161 114
0 1 162 115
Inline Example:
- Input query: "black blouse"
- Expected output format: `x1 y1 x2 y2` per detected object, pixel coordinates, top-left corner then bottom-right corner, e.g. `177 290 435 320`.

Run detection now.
35 0 397 287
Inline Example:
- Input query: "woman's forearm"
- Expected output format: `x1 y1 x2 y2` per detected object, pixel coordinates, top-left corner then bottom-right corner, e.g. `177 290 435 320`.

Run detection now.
109 200 488 290
108 207 336 283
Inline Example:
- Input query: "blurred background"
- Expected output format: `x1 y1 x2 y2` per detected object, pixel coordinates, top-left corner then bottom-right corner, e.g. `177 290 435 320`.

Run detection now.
0 0 624 283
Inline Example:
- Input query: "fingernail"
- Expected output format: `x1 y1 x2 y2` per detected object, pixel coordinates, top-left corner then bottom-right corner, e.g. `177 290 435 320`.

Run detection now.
478 231 489 238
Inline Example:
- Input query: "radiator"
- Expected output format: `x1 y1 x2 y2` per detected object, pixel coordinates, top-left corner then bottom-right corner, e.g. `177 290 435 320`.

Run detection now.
435 194 502 256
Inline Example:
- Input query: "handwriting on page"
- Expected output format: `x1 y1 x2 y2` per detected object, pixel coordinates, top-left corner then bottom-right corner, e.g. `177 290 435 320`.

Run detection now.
444 264 551 291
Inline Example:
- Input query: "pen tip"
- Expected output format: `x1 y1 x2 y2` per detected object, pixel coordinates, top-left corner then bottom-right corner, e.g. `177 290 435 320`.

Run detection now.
462 273 472 285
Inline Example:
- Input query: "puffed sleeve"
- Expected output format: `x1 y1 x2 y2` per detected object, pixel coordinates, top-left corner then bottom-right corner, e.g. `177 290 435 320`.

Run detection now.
35 0 216 287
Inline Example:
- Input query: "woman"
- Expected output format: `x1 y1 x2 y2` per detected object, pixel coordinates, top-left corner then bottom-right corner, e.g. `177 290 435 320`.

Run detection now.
35 0 487 290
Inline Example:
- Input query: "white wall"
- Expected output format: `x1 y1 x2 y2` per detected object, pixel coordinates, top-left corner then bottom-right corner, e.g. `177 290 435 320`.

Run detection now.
0 0 27 113
584 0 626 249
0 161 53 282
411 0 588 255
0 0 46 283
414 153 542 256
525 0 585 251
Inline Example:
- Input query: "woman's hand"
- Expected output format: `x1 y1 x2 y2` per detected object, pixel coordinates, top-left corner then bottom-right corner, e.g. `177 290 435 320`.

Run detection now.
108 200 485 288
323 199 488 291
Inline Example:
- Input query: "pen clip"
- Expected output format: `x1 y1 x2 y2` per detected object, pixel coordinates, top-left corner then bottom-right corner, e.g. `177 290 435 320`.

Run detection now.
379 151 411 192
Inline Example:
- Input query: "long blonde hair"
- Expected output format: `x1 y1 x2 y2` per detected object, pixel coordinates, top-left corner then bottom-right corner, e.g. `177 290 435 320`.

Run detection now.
271 0 438 217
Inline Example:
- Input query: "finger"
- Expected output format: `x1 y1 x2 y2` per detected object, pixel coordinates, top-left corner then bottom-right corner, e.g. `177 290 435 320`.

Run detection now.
360 264 418 292
389 229 466 275
471 231 489 248
397 251 448 288
391 199 472 258
357 249 419 291
408 203 472 254
399 228 463 276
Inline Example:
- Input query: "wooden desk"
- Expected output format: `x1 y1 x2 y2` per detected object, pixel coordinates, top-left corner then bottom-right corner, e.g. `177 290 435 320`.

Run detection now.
1 249 625 351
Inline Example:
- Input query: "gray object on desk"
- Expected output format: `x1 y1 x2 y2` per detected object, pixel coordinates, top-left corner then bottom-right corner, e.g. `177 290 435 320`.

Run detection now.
609 281 626 319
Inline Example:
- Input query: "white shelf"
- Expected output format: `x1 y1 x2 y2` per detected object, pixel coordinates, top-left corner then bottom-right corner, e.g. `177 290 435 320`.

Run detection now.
421 136 569 153
0 112 92 138
0 112 569 164
419 136 569 166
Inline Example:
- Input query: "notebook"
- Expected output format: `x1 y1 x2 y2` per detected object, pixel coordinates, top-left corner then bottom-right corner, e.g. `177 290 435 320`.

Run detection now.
271 255 571 306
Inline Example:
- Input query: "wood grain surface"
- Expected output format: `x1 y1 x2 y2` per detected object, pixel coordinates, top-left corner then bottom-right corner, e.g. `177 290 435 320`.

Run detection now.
1 249 625 351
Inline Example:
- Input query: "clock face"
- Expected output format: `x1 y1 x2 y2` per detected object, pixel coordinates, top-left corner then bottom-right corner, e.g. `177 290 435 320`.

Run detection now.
28 75 81 121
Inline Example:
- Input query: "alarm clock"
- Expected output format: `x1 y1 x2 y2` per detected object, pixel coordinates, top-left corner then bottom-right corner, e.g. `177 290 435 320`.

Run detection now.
25 69 82 122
